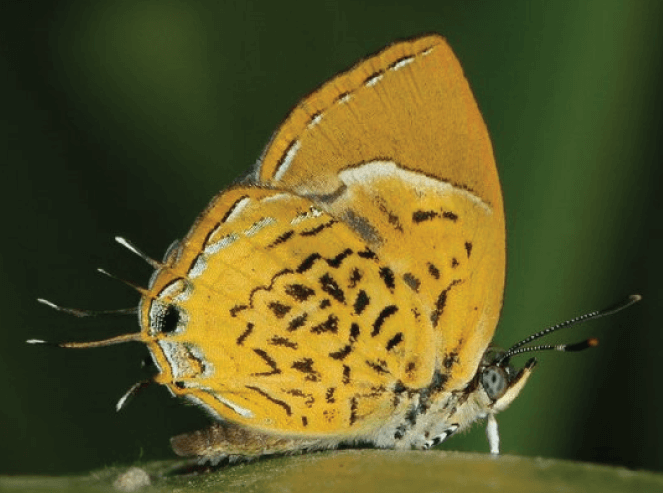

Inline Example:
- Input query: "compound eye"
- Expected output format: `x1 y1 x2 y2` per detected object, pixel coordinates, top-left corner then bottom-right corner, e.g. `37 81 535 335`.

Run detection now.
482 366 508 400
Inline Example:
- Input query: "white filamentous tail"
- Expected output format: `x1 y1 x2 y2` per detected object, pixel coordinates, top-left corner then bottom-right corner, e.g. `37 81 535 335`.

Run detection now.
486 414 500 455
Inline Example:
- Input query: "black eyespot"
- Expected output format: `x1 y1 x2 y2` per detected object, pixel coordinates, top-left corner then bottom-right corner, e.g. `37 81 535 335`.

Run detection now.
482 367 507 400
157 304 180 334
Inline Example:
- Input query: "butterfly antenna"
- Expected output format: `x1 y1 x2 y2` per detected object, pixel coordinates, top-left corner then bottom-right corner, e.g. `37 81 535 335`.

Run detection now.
499 294 641 364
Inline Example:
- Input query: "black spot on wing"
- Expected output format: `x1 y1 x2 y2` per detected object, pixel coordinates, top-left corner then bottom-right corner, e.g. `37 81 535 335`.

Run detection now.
326 387 336 403
329 344 352 360
269 336 298 349
349 396 359 425
246 385 292 416
348 267 362 288
427 263 440 279
342 365 351 384
372 305 399 336
319 273 345 303
442 211 458 221
284 283 315 301
297 253 322 273
464 242 473 258
291 358 321 382
284 388 314 407
300 219 336 237
251 348 281 376
386 332 404 351
327 248 353 268
353 290 370 315
268 301 292 319
230 304 248 317
236 322 254 346
379 267 396 292
412 210 437 223
268 229 295 248
287 313 308 331
349 322 360 342
431 279 462 327
311 314 339 334
402 273 420 292
366 359 390 375
358 248 378 260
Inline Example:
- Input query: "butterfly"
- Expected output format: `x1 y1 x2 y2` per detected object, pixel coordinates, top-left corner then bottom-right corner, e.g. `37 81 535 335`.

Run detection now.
33 34 639 462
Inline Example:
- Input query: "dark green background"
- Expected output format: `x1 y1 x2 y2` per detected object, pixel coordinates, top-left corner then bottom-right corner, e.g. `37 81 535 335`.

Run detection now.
4 0 662 475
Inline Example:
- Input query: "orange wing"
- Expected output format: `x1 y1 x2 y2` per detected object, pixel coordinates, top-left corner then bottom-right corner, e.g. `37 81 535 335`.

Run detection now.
257 34 505 390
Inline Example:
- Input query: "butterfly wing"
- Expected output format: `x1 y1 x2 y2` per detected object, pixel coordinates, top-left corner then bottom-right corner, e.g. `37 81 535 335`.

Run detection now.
143 187 436 437
257 34 505 391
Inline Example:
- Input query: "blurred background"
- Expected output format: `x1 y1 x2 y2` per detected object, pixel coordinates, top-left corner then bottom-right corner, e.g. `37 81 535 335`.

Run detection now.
4 0 662 475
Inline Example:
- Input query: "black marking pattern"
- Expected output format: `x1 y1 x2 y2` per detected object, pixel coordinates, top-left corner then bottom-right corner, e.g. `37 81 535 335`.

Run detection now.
319 273 345 303
284 388 315 407
402 273 420 292
236 322 254 346
464 241 473 258
300 219 336 237
412 209 458 223
379 267 396 292
431 279 462 327
291 358 321 382
366 359 390 375
269 336 298 349
326 387 336 403
327 248 353 268
427 262 440 279
287 313 308 331
342 365 351 384
329 344 352 360
251 348 281 376
353 290 370 314
328 322 360 360
372 305 399 336
284 283 315 301
246 385 292 416
311 314 339 334
269 229 295 248
386 332 404 351
348 267 362 288
230 304 248 317
268 301 292 318
297 253 322 273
